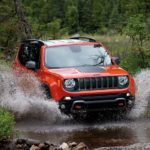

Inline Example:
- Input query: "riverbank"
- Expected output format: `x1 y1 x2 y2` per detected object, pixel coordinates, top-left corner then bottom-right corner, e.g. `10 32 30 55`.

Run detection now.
0 138 88 150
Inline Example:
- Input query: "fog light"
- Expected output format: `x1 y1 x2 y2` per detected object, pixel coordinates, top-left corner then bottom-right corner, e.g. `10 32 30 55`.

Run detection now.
61 104 66 109
64 96 71 100
126 93 130 97
74 105 81 109
118 102 124 107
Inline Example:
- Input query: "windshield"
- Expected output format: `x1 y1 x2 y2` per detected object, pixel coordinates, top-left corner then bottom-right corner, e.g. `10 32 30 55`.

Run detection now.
45 44 112 68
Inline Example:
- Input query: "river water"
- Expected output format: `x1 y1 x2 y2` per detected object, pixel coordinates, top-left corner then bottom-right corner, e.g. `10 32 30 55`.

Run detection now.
0 67 150 149
15 118 150 149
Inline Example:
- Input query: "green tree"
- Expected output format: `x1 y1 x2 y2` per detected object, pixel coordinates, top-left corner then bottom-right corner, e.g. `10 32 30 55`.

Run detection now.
0 0 17 51
78 0 95 33
64 0 79 34
46 19 62 39
124 14 149 68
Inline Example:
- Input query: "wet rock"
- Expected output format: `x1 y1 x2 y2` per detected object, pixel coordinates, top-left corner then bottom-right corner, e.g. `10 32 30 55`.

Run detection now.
44 141 51 146
59 142 70 150
16 139 27 145
0 138 13 150
15 139 29 150
26 139 40 147
38 143 45 149
48 144 56 150
48 146 55 150
72 142 88 150
16 144 29 150
38 142 50 150
68 142 77 148
0 138 88 150
30 145 40 150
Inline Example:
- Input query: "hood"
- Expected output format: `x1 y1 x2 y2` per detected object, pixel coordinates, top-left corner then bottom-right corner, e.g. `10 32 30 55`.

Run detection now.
49 65 128 78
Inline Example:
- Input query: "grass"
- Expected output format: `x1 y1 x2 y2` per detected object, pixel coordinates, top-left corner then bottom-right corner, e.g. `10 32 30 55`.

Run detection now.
0 50 13 68
0 108 15 139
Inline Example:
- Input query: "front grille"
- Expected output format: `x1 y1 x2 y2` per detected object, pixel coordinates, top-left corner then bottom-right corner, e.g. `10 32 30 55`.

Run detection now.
78 76 118 91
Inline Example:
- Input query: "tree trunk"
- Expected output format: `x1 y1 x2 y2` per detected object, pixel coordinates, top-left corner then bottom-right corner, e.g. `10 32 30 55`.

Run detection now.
13 0 32 38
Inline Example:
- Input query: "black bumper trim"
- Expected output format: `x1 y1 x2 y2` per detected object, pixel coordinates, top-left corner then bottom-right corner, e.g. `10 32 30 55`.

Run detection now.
70 98 126 113
59 93 135 114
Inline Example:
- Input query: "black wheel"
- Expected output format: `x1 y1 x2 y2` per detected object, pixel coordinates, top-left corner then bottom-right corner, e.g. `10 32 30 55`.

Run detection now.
41 84 51 99
72 112 100 122
102 110 129 121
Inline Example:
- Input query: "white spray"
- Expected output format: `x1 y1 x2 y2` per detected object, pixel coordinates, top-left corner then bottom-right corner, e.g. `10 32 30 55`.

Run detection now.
0 67 62 123
129 69 150 118
0 66 150 121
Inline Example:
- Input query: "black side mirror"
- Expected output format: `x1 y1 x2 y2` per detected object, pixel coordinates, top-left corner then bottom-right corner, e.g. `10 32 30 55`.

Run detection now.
25 61 36 69
112 57 120 65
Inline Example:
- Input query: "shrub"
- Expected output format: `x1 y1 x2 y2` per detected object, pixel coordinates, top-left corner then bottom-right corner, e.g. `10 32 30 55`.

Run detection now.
123 14 149 68
0 108 15 139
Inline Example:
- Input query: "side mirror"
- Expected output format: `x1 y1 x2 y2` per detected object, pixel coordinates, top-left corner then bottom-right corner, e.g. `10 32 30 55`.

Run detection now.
25 61 36 69
112 57 120 65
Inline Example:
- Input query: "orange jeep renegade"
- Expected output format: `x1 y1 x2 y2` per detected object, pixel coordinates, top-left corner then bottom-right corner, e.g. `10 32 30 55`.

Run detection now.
13 37 135 118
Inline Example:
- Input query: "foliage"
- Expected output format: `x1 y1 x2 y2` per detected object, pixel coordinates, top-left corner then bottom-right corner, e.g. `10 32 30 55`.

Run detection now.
64 1 79 34
124 14 148 45
46 19 61 39
0 0 150 73
124 14 150 68
0 0 149 41
0 108 15 139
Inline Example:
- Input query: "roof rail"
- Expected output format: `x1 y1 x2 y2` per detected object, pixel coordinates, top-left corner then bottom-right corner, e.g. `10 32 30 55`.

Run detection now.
22 39 45 45
70 37 96 42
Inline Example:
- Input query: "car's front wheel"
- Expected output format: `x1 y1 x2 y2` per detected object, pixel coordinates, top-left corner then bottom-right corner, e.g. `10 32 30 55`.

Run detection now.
41 84 51 99
72 112 100 122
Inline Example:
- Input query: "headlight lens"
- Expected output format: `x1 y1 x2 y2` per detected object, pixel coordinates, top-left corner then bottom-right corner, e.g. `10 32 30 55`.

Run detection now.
64 79 76 90
118 76 128 87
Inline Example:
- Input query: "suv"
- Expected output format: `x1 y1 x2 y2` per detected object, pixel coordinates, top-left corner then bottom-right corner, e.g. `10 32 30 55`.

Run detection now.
13 37 135 118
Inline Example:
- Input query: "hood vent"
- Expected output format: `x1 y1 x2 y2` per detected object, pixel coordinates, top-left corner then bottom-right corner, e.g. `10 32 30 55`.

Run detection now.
75 66 105 73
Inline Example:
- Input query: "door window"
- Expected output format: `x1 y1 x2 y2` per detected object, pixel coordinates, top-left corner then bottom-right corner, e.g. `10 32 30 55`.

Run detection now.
18 43 40 69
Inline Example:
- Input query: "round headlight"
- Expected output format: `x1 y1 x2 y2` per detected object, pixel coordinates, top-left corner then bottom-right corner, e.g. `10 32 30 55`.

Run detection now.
64 79 76 89
118 76 128 86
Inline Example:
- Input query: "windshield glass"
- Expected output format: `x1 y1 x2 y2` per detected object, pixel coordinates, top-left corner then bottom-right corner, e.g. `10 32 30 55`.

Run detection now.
45 44 112 68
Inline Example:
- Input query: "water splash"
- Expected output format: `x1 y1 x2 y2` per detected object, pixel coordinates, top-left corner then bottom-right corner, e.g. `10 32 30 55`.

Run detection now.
0 66 150 121
0 67 62 123
129 69 150 118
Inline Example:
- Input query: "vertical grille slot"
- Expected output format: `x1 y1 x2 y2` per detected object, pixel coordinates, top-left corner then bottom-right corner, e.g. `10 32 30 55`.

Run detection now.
103 77 107 88
85 78 90 90
114 76 118 87
91 78 96 89
97 77 102 88
78 76 119 91
78 78 84 90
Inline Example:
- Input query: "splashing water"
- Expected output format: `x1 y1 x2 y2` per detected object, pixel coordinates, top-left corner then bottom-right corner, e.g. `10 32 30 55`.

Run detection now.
0 67 62 123
130 69 150 118
0 66 150 122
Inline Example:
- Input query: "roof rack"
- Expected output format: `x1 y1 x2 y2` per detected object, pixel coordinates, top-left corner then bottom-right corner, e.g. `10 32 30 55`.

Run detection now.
70 37 96 42
22 39 45 45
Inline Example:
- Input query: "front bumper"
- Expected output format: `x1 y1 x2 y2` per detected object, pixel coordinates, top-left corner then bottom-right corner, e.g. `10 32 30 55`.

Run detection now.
59 93 135 115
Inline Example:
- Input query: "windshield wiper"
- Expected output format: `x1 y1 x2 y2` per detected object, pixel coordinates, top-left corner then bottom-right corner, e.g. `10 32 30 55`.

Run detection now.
74 64 93 67
93 56 105 66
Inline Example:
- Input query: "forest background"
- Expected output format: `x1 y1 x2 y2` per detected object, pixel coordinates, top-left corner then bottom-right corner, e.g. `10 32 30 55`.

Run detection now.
0 0 150 74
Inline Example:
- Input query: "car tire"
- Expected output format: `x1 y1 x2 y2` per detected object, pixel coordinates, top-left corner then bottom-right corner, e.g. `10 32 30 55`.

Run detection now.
41 84 51 99
72 112 100 122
